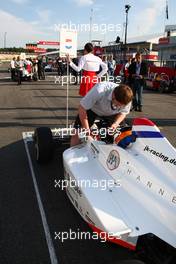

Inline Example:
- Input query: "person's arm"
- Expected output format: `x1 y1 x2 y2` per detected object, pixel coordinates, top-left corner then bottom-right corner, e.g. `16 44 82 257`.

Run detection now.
111 113 127 129
69 56 85 72
139 62 148 79
78 105 90 129
128 63 136 77
113 60 116 70
97 61 108 78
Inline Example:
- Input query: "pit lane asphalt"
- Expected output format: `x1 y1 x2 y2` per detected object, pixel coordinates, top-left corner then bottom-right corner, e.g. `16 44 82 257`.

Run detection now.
0 75 175 264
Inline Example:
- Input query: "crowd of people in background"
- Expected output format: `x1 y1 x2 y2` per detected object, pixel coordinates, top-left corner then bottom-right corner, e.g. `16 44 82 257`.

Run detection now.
64 45 148 112
10 56 46 85
8 42 151 148
102 55 116 76
56 57 67 76
10 44 148 112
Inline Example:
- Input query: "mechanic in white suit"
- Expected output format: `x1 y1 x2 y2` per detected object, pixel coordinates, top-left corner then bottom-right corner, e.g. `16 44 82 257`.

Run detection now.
71 82 133 146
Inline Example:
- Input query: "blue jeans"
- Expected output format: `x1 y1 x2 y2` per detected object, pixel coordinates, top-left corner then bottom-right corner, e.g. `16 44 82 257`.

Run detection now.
133 79 143 108
108 68 114 76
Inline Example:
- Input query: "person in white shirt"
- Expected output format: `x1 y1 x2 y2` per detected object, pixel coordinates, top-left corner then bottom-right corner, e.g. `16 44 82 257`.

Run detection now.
10 57 16 81
15 56 24 85
67 43 108 96
71 82 133 146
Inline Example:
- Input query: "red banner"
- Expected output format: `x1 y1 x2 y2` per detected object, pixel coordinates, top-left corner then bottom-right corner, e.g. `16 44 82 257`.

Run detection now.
37 41 60 46
143 54 158 61
34 48 47 53
159 37 169 44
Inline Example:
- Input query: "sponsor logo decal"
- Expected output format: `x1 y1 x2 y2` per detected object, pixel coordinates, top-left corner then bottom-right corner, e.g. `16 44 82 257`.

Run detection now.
91 143 99 155
65 39 72 49
106 150 120 170
85 213 95 226
73 185 82 197
126 168 176 205
144 145 176 166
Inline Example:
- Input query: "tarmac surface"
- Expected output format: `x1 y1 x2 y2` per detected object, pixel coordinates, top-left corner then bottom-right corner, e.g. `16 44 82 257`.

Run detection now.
0 71 175 264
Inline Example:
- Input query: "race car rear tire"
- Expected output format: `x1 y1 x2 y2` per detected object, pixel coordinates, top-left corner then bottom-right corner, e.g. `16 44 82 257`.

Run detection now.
34 127 54 163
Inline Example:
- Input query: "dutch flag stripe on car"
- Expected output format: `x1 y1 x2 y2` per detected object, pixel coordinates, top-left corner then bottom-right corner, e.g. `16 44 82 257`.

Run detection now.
134 131 164 138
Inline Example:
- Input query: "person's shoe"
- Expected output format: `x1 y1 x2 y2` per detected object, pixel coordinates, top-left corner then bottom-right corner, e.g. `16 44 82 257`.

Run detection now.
138 106 143 112
130 106 136 111
134 107 138 111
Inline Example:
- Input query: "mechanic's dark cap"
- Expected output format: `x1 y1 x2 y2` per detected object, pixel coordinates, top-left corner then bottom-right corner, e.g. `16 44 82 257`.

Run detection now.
84 43 94 53
113 84 133 105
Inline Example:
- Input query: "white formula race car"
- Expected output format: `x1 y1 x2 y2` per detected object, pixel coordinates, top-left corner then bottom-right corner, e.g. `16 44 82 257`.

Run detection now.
33 118 176 264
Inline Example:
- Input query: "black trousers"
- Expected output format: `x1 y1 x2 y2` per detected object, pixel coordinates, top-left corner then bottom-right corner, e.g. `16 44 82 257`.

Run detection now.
132 79 143 108
17 70 22 85
38 68 45 80
11 69 16 80
74 110 117 129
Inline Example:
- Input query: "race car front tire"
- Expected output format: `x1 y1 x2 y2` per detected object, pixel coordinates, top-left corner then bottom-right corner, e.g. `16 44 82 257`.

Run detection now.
34 127 54 163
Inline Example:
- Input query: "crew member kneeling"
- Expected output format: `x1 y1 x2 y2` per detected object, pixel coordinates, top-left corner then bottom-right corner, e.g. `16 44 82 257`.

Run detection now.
71 82 133 146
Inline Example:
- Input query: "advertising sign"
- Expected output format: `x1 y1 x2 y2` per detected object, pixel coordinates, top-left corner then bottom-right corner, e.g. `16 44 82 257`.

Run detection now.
38 41 60 46
34 48 47 53
60 30 77 58
159 37 169 44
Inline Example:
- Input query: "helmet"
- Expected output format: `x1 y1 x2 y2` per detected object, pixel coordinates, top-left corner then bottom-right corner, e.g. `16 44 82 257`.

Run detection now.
114 127 136 149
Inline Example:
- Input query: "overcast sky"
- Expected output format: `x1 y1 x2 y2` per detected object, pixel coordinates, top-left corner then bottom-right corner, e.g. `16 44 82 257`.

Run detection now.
0 0 175 48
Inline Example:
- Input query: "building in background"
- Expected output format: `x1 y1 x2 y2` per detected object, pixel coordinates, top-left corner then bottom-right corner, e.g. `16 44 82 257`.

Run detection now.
158 25 176 68
26 41 59 55
103 34 162 65
77 35 161 65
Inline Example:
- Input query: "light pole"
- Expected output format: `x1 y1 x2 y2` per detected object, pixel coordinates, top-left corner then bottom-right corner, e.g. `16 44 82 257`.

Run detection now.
4 32 7 49
124 5 131 62
89 8 93 42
